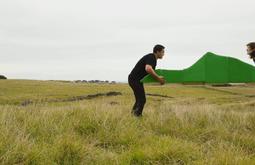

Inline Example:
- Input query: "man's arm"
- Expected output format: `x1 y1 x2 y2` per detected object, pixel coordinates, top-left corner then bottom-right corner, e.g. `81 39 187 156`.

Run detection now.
145 65 165 85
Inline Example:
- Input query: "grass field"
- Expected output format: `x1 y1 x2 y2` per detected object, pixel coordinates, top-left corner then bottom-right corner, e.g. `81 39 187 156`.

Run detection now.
0 79 255 165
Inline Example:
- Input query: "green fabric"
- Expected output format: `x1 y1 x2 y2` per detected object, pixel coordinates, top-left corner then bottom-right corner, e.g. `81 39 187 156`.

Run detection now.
141 52 255 83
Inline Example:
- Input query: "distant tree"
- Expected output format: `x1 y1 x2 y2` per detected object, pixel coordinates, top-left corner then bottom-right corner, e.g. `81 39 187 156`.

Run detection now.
0 75 7 79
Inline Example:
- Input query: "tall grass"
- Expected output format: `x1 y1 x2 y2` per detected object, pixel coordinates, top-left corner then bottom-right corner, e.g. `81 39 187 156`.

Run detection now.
0 80 255 164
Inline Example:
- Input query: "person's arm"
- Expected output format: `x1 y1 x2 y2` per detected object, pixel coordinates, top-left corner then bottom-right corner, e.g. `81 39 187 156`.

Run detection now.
145 64 165 85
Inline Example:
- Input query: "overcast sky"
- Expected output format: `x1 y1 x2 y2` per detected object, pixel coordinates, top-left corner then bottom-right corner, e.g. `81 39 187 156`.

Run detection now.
1 0 254 82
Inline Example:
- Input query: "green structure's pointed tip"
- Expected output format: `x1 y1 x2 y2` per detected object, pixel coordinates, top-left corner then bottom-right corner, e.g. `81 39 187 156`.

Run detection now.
200 52 220 60
204 51 215 56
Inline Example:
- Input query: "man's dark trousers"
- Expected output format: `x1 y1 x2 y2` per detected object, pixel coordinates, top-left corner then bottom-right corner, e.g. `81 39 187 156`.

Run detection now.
128 75 146 116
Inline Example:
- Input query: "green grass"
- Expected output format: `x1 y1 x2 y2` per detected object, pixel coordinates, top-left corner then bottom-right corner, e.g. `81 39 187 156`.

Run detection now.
0 80 255 164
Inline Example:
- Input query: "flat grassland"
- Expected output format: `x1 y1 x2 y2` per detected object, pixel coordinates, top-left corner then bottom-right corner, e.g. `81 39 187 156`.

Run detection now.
0 80 255 165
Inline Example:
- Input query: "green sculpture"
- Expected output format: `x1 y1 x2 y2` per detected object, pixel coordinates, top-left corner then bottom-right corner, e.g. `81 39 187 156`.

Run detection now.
142 52 255 84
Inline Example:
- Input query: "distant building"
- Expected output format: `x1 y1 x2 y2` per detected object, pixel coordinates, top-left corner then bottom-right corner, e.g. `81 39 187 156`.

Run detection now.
74 80 117 84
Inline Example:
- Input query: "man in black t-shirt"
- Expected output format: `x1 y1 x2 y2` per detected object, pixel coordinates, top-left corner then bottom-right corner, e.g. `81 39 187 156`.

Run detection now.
247 42 255 63
128 44 165 117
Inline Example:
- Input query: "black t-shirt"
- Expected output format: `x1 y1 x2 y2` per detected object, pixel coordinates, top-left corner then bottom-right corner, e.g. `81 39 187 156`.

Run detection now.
129 53 157 81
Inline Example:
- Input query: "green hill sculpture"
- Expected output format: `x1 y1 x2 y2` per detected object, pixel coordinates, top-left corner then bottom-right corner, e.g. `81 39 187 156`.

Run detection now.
142 52 255 84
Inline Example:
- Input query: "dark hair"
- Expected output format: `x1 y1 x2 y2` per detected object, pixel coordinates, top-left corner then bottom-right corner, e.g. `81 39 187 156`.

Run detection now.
247 42 255 49
153 44 165 53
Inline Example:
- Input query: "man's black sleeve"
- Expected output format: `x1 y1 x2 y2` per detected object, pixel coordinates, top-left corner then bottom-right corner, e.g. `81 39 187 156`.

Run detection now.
145 56 154 66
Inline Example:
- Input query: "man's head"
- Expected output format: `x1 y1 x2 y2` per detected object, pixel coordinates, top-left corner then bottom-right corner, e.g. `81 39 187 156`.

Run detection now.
247 42 255 55
153 44 165 59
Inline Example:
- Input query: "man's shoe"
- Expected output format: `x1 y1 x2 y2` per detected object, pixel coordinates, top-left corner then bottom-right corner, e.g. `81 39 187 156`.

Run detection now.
132 112 142 117
131 108 142 117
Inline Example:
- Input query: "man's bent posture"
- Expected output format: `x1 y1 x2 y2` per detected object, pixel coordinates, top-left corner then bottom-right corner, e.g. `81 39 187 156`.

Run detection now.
128 44 165 117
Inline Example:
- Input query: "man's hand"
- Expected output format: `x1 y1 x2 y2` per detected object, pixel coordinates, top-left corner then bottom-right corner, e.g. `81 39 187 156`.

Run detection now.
158 76 165 85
